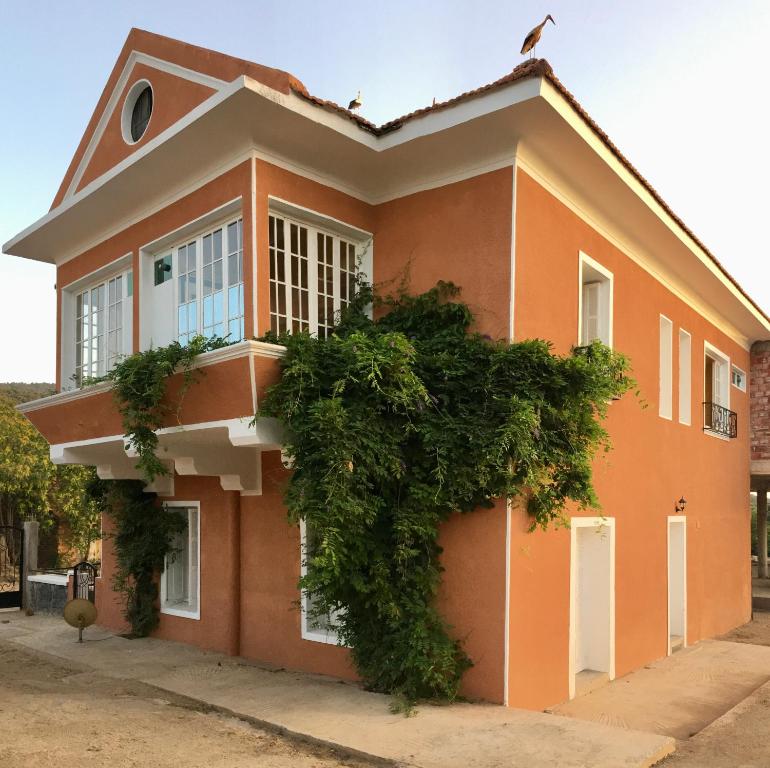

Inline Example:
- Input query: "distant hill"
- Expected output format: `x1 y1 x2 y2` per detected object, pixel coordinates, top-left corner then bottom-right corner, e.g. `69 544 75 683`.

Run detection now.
0 382 55 405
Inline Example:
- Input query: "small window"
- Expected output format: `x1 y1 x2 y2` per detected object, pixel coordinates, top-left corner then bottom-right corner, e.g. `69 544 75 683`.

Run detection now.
659 316 673 420
131 86 153 141
300 520 340 644
161 505 200 619
154 255 172 286
732 365 746 392
121 80 153 145
579 254 613 347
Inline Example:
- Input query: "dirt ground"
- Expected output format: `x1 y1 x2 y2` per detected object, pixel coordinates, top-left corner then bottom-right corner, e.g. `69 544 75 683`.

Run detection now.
661 611 770 767
0 640 374 768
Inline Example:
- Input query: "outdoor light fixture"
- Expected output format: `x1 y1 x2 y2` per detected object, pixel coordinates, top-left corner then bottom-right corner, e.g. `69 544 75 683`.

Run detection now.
674 496 687 513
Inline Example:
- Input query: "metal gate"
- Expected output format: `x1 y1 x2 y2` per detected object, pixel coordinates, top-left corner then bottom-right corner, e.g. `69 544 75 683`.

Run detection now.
0 526 24 609
72 561 97 603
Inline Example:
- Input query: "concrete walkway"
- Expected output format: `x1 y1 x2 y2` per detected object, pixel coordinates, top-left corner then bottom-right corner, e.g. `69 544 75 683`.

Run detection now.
0 613 673 768
553 639 770 740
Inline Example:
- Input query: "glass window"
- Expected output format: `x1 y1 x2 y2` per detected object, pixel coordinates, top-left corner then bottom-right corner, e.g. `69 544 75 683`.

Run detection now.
269 214 360 337
579 255 613 347
301 520 339 644
732 365 747 392
172 217 244 345
74 273 127 385
131 85 153 142
161 506 199 618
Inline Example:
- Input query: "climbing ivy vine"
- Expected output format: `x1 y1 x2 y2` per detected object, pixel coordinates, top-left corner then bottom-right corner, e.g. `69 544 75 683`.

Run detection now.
257 281 634 704
89 335 229 635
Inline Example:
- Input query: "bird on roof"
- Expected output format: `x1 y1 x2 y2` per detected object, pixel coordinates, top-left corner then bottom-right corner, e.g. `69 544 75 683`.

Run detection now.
520 14 555 58
348 90 362 111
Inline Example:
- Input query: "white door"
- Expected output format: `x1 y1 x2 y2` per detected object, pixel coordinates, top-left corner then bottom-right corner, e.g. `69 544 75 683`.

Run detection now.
570 519 615 698
668 518 687 653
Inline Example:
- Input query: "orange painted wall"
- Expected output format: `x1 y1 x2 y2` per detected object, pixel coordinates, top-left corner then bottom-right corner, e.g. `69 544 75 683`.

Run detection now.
509 168 751 709
372 168 513 702
374 168 513 340
238 452 355 679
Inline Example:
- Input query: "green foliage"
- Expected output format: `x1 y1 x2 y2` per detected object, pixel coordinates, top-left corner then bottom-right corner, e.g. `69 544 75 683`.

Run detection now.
104 480 186 637
93 336 230 480
257 281 634 704
0 396 101 557
91 336 228 634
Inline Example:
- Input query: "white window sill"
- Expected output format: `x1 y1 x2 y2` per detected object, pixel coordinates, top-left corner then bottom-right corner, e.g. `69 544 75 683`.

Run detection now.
301 628 341 645
161 603 200 620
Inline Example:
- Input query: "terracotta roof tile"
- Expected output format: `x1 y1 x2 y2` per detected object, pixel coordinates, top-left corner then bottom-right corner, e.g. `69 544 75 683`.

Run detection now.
292 58 767 325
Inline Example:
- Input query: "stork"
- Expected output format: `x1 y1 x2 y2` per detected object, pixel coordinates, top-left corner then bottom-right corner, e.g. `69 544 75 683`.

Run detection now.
520 14 555 58
348 90 362 111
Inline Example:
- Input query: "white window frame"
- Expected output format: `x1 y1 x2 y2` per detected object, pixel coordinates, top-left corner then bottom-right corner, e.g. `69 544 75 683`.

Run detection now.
299 519 340 645
731 364 747 393
577 252 613 348
160 502 201 621
170 215 245 345
703 341 731 440
667 515 687 655
678 328 692 426
268 200 373 338
658 315 673 420
63 259 133 388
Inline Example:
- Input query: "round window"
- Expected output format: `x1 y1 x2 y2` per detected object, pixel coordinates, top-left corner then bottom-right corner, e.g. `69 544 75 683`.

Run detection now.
121 81 153 145
130 86 152 142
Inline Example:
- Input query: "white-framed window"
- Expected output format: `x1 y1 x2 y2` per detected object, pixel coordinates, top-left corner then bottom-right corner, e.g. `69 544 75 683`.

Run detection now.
732 365 747 392
678 329 692 426
74 270 132 385
578 253 613 348
171 217 244 345
659 315 673 420
704 341 731 434
299 519 340 644
160 503 200 620
269 213 360 337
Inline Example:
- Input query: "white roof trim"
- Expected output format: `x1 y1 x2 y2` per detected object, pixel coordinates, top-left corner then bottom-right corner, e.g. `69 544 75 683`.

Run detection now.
63 50 227 202
539 79 770 337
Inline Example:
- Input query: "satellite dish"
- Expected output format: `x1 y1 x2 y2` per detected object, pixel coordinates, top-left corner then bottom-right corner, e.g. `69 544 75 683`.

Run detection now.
63 598 98 643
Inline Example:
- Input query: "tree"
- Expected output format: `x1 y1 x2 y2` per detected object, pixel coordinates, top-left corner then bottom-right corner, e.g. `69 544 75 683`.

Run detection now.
0 395 102 564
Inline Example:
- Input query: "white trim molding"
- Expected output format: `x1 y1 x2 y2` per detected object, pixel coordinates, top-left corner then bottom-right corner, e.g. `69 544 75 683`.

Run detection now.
578 251 614 349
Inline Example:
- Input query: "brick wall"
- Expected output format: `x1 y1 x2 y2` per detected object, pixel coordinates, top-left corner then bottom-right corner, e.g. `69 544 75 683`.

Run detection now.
751 341 770 461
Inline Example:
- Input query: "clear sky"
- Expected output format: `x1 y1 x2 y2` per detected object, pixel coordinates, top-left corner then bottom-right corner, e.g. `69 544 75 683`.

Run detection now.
2 0 769 382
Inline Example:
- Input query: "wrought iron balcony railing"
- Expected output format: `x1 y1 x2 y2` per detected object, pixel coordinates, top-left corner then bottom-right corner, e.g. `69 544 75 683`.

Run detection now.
703 401 737 439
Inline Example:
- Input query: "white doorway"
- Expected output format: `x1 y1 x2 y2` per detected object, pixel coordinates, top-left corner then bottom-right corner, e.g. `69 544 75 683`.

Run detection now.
667 516 687 654
569 517 615 699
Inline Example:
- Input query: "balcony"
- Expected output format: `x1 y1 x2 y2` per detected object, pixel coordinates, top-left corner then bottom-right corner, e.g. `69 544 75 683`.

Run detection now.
703 401 737 439
17 340 287 495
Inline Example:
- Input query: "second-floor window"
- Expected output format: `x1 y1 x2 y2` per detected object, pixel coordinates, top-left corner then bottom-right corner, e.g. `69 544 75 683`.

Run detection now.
174 217 244 345
578 253 613 348
75 272 131 384
269 213 358 337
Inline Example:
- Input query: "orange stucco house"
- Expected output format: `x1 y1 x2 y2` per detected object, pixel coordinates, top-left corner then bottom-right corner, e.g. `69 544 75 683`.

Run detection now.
6 29 770 710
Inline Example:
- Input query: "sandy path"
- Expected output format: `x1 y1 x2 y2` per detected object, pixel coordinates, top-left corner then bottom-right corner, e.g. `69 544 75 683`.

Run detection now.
0 640 374 768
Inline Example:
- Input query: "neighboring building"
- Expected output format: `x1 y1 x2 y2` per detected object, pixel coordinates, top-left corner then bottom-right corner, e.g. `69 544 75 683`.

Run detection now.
5 29 769 710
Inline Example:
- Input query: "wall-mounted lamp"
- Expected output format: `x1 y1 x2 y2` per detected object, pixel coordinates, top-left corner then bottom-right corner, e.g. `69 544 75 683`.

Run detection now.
674 496 687 513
